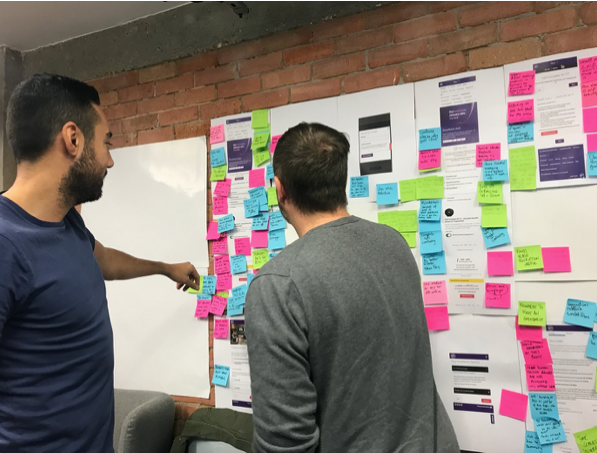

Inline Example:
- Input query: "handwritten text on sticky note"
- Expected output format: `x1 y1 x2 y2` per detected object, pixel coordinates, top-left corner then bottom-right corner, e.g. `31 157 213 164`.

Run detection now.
518 301 546 326
476 143 501 167
210 124 225 144
508 70 535 96
214 319 229 339
508 99 534 124
422 280 448 305
485 283 511 309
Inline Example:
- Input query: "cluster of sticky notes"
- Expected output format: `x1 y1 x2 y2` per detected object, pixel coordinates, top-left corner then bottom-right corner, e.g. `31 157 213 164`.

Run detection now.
515 245 543 271
508 99 534 124
521 339 552 365
422 280 448 305
419 149 441 171
194 295 211 318
419 127 441 151
424 305 449 331
508 70 535 96
376 183 399 205
510 145 537 191
481 227 511 248
350 176 369 198
485 282 511 308
574 426 597 453
564 298 597 329
476 143 501 167
481 204 507 228
518 301 547 326
507 122 533 144
483 159 509 182
214 318 229 339
499 389 528 421
251 110 271 166
212 364 230 386
478 181 503 204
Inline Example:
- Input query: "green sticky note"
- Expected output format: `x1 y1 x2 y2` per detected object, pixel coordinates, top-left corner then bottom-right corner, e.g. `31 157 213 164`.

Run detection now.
210 164 227 181
252 249 269 269
253 149 270 167
518 301 546 326
477 181 503 204
267 187 278 207
377 210 418 233
251 109 269 129
510 145 537 191
251 130 270 150
515 245 544 271
216 290 229 298
401 232 417 248
481 204 507 228
399 179 417 203
574 426 597 453
416 176 444 200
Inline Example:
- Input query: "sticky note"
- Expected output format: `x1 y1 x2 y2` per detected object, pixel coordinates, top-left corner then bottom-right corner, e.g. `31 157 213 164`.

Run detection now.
213 179 231 197
588 152 597 176
214 255 231 275
587 332 597 360
541 247 571 273
420 231 443 255
508 122 534 144
210 295 228 316
509 70 535 96
217 214 235 233
268 229 286 250
499 389 528 421
210 164 227 181
230 254 247 275
253 148 270 167
216 273 232 292
582 80 597 108
267 187 278 207
525 430 553 453
564 298 597 329
376 183 399 205
401 232 417 248
243 198 259 218
210 124 225 144
477 181 503 204
485 283 511 308
206 221 220 240
483 160 509 182
422 251 446 275
476 143 501 167
419 127 442 151
213 196 228 216
508 99 534 124
269 211 287 231
419 220 441 233
584 107 597 133
194 296 211 318
418 200 442 221
529 393 559 421
215 290 229 299
248 186 267 206
399 179 417 203
214 319 229 339
515 245 544 271
510 146 537 191
416 176 444 199
265 164 274 181
424 306 449 331
202 276 216 295
212 235 227 254
522 339 553 365
418 149 441 171
526 364 556 392
535 418 566 445
251 230 268 248
487 251 514 276
580 56 597 83
518 301 546 326
377 210 417 233
422 280 448 305
212 364 230 387
270 134 282 153
350 176 369 198
481 227 511 248
226 295 245 316
516 316 543 341
251 130 270 150
251 212 269 231
246 273 255 286
251 109 268 129
252 249 269 269
210 147 227 168
574 427 597 453
231 284 248 301
234 237 251 257
249 168 265 188
588 134 597 152
481 204 507 228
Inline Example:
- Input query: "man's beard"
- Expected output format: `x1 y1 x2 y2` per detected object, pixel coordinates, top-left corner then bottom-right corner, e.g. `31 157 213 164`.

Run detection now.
58 142 107 209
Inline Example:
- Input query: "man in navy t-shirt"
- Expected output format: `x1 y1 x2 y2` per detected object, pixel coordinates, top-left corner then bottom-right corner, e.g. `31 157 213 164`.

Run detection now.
0 74 201 452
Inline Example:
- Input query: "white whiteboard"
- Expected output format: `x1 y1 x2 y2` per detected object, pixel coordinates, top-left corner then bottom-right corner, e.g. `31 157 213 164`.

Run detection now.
82 136 210 398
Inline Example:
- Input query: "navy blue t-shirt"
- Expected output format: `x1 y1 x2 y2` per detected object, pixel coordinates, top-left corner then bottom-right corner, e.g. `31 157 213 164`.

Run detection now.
0 195 114 452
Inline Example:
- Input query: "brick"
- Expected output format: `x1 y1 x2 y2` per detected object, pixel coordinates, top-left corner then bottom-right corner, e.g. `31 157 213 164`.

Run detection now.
336 27 393 56
459 1 533 27
344 66 400 93
108 120 122 135
429 24 497 57
369 40 427 69
177 51 218 74
262 66 311 90
103 102 137 121
137 127 174 145
468 38 541 69
199 98 242 121
118 83 154 102
313 53 366 79
581 2 597 25
243 89 289 111
159 106 198 126
175 121 210 140
155 73 194 96
218 76 260 99
194 65 236 87
87 71 138 93
139 62 177 83
99 90 118 107
363 2 430 29
394 12 457 43
428 1 477 13
110 133 136 149
534 1 574 13
290 78 342 103
137 95 175 115
402 53 466 83
122 114 158 133
501 8 577 41
174 86 217 107
239 52 283 77
283 41 335 66
312 13 365 41
544 25 597 54
175 402 200 420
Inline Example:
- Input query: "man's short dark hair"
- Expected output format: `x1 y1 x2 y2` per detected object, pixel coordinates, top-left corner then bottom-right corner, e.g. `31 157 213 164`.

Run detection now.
273 123 350 214
6 73 101 164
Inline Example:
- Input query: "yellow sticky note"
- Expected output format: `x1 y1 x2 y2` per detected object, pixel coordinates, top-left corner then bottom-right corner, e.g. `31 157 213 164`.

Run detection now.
510 145 537 191
251 130 270 150
416 176 444 200
251 109 269 129
252 249 269 269
573 426 597 452
253 149 270 167
481 204 507 228
518 301 546 326
515 245 544 271
210 164 227 181
401 232 416 248
377 210 418 233
477 181 503 204
267 187 278 207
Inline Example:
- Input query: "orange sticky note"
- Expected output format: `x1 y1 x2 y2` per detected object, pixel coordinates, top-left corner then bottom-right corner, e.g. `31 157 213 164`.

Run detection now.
476 143 501 167
418 149 441 171
508 99 534 124
541 247 571 273
423 280 448 305
210 124 225 144
487 251 514 276
485 283 511 309
499 389 528 421
214 319 229 339
424 306 450 331
521 339 552 365
526 364 556 391
515 315 543 341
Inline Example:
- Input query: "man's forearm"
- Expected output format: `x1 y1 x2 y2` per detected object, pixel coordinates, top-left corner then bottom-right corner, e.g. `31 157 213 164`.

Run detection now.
102 247 167 281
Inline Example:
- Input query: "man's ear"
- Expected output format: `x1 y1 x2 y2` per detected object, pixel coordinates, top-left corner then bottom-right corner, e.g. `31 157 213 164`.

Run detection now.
274 176 286 204
61 121 82 159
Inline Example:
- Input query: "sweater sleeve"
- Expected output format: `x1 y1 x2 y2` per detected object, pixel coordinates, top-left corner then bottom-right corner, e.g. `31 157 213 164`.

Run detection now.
245 274 319 453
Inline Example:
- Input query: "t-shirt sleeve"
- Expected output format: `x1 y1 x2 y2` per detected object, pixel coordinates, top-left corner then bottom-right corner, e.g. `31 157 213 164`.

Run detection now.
67 207 95 251
245 274 319 453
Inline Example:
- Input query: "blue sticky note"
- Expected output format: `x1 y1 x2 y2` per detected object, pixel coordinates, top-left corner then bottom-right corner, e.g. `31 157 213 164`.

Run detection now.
212 365 230 386
217 214 235 233
202 276 216 295
419 127 441 151
248 186 268 206
420 230 443 255
508 122 534 144
418 199 442 221
419 220 441 233
265 164 274 180
269 211 287 231
563 298 597 329
422 251 446 275
525 431 553 453
210 147 226 168
587 332 597 360
231 284 248 302
246 273 255 286
376 183 399 205
481 227 511 248
230 255 247 275
483 159 509 182
259 201 269 212
350 176 369 198
251 212 269 231
268 229 286 250
529 393 559 421
197 294 211 302
534 418 566 445
588 152 597 177
226 295 245 316
243 198 259 218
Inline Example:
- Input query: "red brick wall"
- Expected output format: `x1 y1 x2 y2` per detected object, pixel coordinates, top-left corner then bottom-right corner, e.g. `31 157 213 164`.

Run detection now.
87 0 597 436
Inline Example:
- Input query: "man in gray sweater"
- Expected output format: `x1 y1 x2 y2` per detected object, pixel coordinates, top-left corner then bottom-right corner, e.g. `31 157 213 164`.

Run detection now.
245 123 459 453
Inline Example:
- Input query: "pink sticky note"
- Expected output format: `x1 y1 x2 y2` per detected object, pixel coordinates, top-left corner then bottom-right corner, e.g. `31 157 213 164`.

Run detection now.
212 235 228 255
251 230 268 248
526 364 556 391
213 196 228 216
249 168 266 188
424 306 450 331
214 255 231 275
216 273 232 291
476 143 501 167
270 135 282 154
588 134 597 152
508 99 534 124
583 107 597 133
210 296 228 316
485 283 511 309
487 251 514 276
541 247 571 273
515 316 543 341
521 339 552 365
206 221 220 240
213 179 231 197
214 319 229 339
210 124 225 144
582 80 597 108
580 56 597 83
423 280 448 305
234 237 251 256
508 70 535 96
499 389 528 421
418 149 441 171
194 297 211 318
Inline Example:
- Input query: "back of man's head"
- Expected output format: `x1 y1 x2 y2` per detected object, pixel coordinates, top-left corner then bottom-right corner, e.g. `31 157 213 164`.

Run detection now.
274 123 350 215
6 73 100 165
